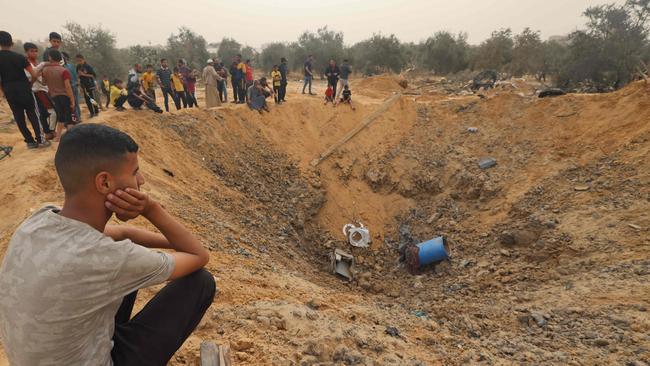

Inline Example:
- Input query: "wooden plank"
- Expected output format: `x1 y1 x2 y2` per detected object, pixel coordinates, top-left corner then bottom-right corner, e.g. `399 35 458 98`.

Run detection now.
201 341 231 366
310 92 403 166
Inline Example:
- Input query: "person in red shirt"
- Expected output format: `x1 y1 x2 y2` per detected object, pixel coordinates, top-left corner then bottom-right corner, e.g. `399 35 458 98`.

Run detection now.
41 50 77 141
324 85 334 105
245 59 254 89
185 69 198 108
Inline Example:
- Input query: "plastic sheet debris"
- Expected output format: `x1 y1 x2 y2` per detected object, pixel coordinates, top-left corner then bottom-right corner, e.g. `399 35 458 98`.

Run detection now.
331 248 355 280
0 146 12 161
343 223 371 248
478 157 497 169
467 127 479 133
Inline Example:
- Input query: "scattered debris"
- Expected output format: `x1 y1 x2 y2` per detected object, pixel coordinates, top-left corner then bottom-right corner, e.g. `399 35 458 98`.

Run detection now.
467 127 479 133
404 236 450 274
478 157 497 169
343 223 371 248
200 341 231 366
471 70 498 91
538 88 566 98
0 145 12 160
574 185 590 191
627 223 642 230
162 168 175 177
331 248 355 280
385 326 400 337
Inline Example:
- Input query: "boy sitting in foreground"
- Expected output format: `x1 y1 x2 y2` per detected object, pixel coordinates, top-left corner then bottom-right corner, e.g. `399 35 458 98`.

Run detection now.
336 84 355 110
0 124 216 365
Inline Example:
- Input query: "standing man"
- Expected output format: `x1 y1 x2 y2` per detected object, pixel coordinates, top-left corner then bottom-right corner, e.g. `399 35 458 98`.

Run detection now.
24 42 55 140
126 63 142 93
325 59 340 99
336 59 352 101
202 59 222 108
279 57 288 103
156 59 177 112
229 57 240 103
235 54 247 104
76 54 100 118
42 50 77 140
62 52 81 122
0 31 46 148
216 61 228 103
42 32 62 63
177 59 190 108
302 54 314 95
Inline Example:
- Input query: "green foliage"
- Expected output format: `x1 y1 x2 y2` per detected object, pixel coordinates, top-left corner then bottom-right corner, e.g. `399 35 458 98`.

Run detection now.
351 34 405 75
259 42 290 72
471 29 514 71
296 27 345 74
418 31 469 74
62 22 125 79
126 45 164 68
165 27 209 70
511 28 544 77
216 37 242 64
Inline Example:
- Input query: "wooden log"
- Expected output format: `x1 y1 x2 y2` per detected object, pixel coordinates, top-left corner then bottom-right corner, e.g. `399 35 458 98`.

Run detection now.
201 341 232 366
310 92 403 166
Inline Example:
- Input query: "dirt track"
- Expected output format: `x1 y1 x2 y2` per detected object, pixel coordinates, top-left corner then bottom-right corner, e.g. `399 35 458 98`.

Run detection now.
0 75 649 365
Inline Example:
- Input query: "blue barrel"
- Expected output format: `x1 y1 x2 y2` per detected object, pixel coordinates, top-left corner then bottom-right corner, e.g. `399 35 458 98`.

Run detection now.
416 236 449 265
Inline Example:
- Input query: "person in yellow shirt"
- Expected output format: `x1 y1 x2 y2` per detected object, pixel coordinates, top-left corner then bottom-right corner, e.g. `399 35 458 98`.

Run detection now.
109 79 128 111
141 64 157 100
101 76 110 109
236 55 247 103
171 67 185 109
270 65 281 104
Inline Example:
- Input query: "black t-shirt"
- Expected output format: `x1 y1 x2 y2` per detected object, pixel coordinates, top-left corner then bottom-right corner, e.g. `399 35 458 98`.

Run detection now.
342 89 352 100
76 63 97 89
0 50 30 88
304 60 312 76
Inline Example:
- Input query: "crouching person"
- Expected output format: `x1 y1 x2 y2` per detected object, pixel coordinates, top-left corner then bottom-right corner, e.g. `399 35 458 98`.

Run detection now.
0 124 216 366
129 84 163 113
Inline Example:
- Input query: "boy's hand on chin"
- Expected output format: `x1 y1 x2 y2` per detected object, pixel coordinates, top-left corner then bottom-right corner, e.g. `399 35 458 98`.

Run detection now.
105 188 153 222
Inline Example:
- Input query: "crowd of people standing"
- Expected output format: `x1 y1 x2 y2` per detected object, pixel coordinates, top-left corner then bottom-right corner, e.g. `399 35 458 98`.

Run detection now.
1 28 359 149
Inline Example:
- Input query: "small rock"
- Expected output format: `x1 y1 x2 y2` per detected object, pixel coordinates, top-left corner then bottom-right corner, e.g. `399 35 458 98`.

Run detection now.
306 299 321 310
531 312 547 327
236 352 250 361
500 249 511 257
574 185 590 191
256 315 271 326
628 223 642 230
385 326 400 337
594 339 609 347
232 339 254 352
305 311 319 321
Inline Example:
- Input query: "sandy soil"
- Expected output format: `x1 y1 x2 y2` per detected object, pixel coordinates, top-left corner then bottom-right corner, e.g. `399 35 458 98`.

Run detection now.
0 74 649 365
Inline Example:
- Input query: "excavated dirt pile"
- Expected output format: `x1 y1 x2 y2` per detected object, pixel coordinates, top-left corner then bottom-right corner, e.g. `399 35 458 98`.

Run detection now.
0 75 649 365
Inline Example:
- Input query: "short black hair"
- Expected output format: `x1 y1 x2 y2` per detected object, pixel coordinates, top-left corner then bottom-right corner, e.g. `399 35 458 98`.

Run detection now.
23 42 37 51
281 57 286 62
146 64 153 68
49 50 62 62
0 31 12 47
61 51 70 61
76 54 84 59
343 59 348 62
113 78 122 85
173 66 179 72
49 32 62 41
55 124 139 195
160 58 167 63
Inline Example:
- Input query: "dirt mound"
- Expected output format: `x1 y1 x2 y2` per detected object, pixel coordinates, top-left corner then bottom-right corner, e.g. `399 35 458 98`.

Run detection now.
0 77 649 365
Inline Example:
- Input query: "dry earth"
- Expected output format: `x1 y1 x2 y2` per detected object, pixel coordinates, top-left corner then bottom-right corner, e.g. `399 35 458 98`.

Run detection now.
0 74 649 365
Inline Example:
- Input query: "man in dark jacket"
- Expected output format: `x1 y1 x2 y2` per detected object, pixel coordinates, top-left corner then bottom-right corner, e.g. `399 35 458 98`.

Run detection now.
278 57 288 102
324 59 341 99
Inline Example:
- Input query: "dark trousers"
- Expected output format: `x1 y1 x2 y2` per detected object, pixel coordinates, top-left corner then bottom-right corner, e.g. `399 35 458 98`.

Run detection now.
114 95 128 108
279 81 287 101
33 91 52 134
5 88 43 143
161 87 180 112
177 90 188 108
111 269 216 366
187 91 197 108
231 79 238 102
82 86 100 116
217 81 225 102
273 86 280 103
102 91 110 108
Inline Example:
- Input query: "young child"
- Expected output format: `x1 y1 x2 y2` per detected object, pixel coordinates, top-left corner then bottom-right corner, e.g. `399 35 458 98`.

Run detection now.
337 84 355 110
324 85 334 105
141 64 156 100
171 67 185 109
101 76 110 109
41 50 77 140
110 79 128 111
271 65 281 104
23 42 55 141
185 69 198 108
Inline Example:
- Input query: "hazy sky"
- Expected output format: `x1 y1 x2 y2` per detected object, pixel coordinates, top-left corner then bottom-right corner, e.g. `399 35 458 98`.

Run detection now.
4 0 626 48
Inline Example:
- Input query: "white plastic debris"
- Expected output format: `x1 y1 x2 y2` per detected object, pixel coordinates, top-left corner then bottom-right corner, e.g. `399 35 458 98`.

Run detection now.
343 223 371 248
